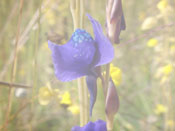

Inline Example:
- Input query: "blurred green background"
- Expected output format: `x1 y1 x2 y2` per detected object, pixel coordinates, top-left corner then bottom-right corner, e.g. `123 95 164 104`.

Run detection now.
0 0 174 130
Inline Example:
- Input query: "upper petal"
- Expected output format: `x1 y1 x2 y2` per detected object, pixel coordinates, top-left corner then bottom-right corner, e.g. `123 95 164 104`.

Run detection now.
48 29 96 81
87 14 114 67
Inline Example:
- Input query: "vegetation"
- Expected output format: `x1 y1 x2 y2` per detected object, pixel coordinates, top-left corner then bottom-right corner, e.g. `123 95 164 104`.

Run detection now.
0 0 174 130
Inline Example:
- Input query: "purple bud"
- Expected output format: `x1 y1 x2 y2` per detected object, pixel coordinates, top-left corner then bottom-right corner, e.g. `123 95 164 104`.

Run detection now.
106 0 126 44
105 78 120 130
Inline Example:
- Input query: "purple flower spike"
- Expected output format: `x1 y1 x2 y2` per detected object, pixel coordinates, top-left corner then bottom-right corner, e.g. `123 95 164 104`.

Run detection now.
72 120 107 131
48 15 114 82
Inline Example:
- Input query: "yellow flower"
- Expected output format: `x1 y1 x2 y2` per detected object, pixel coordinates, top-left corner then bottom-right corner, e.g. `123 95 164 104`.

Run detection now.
138 12 146 21
68 105 80 115
60 91 72 105
57 1 69 17
41 42 50 51
160 75 169 84
54 89 60 94
154 104 168 115
170 45 175 52
38 86 53 105
155 64 173 84
141 17 157 30
125 123 134 130
110 64 122 86
157 0 168 12
169 37 175 43
147 38 158 47
167 120 174 127
19 69 26 77
162 64 173 75
157 0 173 17
45 10 55 25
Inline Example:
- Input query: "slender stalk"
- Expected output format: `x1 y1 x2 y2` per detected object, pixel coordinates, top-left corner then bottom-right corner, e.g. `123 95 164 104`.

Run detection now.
83 77 89 124
163 31 174 131
30 0 41 130
0 0 51 79
80 0 89 125
78 78 85 126
104 63 110 99
75 0 80 28
0 96 37 131
31 0 41 109
80 0 84 28
102 63 112 131
3 0 24 130
0 81 31 88
105 63 112 131
70 0 84 126
0 1 18 41
70 0 88 126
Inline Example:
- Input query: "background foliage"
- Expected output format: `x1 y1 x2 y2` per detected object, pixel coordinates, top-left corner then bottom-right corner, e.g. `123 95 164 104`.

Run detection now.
0 0 174 130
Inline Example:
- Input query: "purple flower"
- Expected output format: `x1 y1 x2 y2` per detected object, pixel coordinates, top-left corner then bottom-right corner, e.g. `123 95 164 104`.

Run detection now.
48 14 114 81
71 120 107 131
86 72 97 116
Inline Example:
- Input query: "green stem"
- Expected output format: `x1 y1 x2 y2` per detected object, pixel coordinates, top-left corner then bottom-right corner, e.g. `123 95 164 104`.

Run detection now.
3 0 24 130
105 61 112 131
70 0 88 126
78 78 85 126
104 63 110 99
84 78 89 124
30 0 41 130
0 81 31 88
80 0 89 125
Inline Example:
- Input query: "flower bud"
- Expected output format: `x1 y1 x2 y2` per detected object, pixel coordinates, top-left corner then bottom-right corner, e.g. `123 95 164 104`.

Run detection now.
105 78 120 130
106 0 126 44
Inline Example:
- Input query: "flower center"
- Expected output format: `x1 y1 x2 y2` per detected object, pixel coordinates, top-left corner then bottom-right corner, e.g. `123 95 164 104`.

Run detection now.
71 29 93 47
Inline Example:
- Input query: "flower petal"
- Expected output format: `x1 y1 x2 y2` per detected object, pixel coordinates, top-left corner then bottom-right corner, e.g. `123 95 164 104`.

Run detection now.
48 29 96 81
87 14 114 66
94 120 107 131
83 122 95 131
121 13 126 30
71 120 107 131
86 72 97 116
71 126 82 131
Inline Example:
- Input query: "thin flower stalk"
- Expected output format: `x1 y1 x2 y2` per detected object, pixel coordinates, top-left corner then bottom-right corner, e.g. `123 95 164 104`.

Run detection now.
70 0 88 126
80 0 89 124
0 0 51 79
32 0 42 109
3 0 24 130
0 81 31 88
30 0 42 130
104 64 110 99
162 32 174 131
